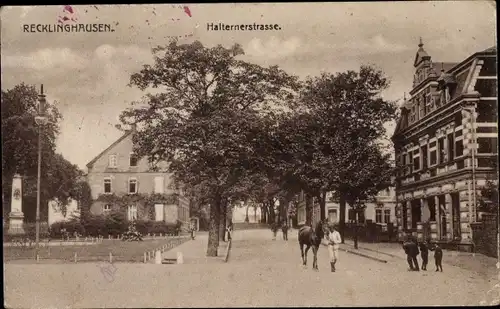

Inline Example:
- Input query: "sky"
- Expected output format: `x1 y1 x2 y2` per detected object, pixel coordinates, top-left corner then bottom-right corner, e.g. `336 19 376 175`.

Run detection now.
1 2 496 171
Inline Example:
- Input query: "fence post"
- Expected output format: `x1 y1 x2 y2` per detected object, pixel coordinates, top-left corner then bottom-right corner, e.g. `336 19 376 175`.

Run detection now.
109 252 113 264
143 252 147 263
36 254 39 262
74 252 77 263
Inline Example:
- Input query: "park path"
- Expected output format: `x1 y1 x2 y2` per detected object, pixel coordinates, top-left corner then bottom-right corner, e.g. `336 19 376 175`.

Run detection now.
4 229 497 308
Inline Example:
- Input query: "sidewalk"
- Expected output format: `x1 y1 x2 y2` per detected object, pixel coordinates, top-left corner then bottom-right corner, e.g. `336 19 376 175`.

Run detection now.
160 232 227 264
342 240 499 281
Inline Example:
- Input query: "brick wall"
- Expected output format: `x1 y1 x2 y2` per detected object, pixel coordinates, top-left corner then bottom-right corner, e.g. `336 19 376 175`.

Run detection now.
471 214 498 258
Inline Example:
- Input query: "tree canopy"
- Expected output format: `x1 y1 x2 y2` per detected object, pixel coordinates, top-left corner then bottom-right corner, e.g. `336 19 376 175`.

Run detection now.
120 40 301 256
1 83 87 221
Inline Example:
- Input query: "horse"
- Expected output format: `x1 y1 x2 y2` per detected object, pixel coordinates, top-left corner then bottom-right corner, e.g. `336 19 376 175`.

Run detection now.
298 220 325 270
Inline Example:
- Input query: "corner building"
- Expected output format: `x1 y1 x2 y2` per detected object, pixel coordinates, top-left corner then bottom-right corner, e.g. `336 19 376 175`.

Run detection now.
392 41 497 244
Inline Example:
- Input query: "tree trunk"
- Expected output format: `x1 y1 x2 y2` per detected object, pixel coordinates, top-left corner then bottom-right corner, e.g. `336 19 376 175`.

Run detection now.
261 203 267 223
219 199 227 242
268 200 276 224
319 191 327 222
354 210 359 249
339 194 346 244
305 193 313 226
206 198 221 257
244 204 249 223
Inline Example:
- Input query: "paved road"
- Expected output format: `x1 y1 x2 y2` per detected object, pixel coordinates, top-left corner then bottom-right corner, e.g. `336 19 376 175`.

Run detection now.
4 229 496 307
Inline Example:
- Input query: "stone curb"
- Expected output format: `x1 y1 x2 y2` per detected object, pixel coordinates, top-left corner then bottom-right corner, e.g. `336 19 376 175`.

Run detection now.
321 242 388 263
342 248 388 263
343 243 402 259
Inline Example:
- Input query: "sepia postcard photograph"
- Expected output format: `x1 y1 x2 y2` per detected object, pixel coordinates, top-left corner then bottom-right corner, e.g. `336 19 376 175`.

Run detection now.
1 2 498 308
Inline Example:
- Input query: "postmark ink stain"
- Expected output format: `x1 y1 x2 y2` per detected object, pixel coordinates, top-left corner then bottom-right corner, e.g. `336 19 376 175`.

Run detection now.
183 6 192 17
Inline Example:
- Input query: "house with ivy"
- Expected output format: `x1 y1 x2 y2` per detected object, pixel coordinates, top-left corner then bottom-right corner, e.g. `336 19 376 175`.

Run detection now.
85 125 190 227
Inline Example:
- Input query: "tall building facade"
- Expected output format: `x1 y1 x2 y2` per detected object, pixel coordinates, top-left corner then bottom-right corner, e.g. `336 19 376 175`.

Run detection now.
86 126 190 226
392 41 497 243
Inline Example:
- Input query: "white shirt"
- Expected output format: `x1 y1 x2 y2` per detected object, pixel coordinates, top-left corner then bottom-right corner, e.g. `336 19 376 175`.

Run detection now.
328 231 342 246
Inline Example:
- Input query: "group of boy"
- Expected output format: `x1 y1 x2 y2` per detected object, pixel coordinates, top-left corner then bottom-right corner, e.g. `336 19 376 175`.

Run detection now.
402 236 443 272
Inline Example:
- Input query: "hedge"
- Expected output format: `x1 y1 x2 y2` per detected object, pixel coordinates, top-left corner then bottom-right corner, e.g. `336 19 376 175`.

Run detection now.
48 214 182 238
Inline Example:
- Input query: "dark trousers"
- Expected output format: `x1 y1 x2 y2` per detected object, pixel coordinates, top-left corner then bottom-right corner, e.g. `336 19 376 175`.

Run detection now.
283 230 288 240
421 254 428 270
407 254 419 270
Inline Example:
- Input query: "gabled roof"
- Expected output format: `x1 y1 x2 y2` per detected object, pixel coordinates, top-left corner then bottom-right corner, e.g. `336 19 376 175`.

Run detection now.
413 39 431 67
480 46 497 53
86 130 133 168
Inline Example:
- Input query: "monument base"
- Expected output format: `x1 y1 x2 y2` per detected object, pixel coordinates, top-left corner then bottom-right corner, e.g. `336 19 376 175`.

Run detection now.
8 212 25 235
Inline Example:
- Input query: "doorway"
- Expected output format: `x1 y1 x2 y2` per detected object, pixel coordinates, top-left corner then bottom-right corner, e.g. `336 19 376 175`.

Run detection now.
438 195 447 239
411 200 421 229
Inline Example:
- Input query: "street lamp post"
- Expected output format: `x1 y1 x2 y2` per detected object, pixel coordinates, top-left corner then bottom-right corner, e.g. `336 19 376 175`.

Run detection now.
35 85 48 249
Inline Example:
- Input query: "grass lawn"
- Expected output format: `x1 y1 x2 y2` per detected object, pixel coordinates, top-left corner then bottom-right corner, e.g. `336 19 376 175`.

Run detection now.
4 236 190 263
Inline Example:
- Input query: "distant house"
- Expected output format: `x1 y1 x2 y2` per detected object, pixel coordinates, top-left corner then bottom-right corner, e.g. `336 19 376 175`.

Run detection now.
85 125 190 226
325 188 397 226
48 198 80 225
296 188 397 227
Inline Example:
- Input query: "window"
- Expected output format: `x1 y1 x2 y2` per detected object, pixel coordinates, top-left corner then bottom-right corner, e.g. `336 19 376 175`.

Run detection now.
402 154 408 174
328 209 338 223
154 176 164 194
455 140 464 157
375 209 383 223
475 79 497 97
479 58 497 76
127 205 138 221
438 137 446 164
129 153 138 167
421 145 428 169
358 210 365 223
384 209 391 224
108 154 117 168
155 204 164 221
408 152 414 173
103 204 111 212
413 154 420 171
477 101 498 122
478 138 498 154
447 134 455 161
104 177 112 194
128 178 138 194
430 150 437 166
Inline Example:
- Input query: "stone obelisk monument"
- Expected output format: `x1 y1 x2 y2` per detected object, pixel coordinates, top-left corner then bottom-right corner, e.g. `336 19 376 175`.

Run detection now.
8 174 25 235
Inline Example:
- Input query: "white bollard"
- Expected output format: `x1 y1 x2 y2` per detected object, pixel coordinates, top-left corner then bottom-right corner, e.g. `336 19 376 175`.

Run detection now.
74 252 78 263
109 252 113 264
144 252 147 263
155 250 162 264
176 251 184 264
147 251 150 261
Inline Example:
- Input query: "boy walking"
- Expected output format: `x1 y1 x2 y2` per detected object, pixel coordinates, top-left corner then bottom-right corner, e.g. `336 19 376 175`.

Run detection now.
327 224 342 272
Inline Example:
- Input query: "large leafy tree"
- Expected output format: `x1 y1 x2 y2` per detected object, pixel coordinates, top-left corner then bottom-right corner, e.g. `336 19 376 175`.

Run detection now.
1 84 85 222
289 66 397 225
119 40 300 256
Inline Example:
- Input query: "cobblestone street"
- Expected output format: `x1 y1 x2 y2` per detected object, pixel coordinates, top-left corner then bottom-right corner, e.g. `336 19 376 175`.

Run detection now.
4 229 496 307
